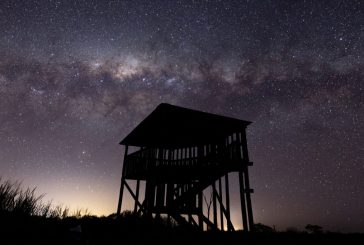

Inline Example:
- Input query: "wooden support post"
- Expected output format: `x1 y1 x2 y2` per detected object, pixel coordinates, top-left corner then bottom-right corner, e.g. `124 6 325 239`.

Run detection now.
116 179 124 215
117 145 128 215
156 183 165 214
212 182 218 228
241 129 254 231
144 179 155 217
244 168 254 231
150 183 156 215
238 171 248 231
154 147 163 216
218 178 224 230
225 173 232 231
166 183 173 208
198 190 203 231
240 129 250 160
144 181 149 210
134 179 140 213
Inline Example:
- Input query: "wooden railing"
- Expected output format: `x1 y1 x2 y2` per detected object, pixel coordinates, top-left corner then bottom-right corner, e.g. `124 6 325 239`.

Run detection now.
123 140 246 179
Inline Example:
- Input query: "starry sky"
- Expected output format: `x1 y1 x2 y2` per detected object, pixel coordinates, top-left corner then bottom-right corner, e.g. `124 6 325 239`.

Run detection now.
0 0 363 232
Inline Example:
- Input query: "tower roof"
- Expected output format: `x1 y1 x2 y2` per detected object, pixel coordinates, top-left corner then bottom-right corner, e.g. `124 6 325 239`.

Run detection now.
120 103 251 147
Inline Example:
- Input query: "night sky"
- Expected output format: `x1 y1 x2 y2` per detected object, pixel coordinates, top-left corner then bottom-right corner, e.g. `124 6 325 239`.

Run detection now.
0 0 363 232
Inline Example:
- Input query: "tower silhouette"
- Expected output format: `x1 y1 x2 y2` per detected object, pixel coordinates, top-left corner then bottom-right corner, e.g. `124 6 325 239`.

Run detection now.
117 103 254 231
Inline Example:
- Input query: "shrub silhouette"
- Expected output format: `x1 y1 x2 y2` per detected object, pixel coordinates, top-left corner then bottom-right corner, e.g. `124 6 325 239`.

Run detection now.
305 224 323 234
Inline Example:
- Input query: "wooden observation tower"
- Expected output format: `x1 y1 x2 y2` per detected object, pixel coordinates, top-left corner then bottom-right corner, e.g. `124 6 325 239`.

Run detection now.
117 103 254 231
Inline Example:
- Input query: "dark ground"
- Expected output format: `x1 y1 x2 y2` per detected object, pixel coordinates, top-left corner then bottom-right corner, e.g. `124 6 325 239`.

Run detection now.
1 213 363 245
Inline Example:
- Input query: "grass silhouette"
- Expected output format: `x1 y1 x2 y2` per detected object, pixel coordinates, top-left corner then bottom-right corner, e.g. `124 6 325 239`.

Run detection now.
0 178 54 217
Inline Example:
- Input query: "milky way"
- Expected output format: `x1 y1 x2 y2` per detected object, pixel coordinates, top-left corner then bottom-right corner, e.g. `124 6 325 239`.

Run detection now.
0 1 363 232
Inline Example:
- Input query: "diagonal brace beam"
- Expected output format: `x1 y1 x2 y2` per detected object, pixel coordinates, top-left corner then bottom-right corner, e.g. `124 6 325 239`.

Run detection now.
124 180 146 214
213 188 235 231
